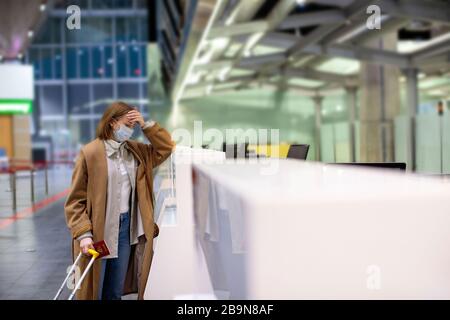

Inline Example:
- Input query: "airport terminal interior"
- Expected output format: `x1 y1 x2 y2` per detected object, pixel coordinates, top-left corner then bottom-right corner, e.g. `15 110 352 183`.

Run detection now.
1 0 450 300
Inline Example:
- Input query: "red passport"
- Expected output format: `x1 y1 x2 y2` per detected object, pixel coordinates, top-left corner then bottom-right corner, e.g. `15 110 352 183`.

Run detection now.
93 240 110 258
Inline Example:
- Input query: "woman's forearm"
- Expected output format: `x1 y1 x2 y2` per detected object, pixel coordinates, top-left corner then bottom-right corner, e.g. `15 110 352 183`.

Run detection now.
142 122 175 167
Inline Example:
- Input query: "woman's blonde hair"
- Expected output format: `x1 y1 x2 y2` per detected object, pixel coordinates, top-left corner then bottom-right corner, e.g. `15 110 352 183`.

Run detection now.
96 101 134 140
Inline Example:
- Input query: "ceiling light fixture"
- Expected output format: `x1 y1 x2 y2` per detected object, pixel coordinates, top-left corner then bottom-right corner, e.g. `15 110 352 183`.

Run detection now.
28 30 34 38
40 4 46 12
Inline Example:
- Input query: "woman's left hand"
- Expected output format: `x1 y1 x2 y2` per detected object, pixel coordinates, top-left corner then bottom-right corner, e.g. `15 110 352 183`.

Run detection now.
127 110 145 128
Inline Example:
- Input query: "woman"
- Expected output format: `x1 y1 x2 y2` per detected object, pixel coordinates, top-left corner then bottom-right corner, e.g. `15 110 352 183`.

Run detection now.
64 101 174 300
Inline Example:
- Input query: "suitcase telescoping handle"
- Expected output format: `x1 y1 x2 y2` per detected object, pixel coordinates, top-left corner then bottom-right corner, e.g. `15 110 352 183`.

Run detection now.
53 249 100 300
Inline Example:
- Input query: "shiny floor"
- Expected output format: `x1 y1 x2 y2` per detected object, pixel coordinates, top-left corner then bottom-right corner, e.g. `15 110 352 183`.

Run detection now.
0 196 72 299
0 167 74 299
0 166 141 300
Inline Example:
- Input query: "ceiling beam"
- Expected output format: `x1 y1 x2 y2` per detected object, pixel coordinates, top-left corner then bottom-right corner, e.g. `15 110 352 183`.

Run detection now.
207 20 269 39
278 9 346 30
171 0 226 103
269 81 319 96
259 32 412 68
238 52 286 68
185 74 258 90
235 57 356 84
193 59 233 72
349 18 410 45
411 39 450 64
192 0 298 95
207 9 348 39
378 0 450 25
308 0 354 7
416 52 450 71
224 0 297 70
287 24 342 58
311 43 411 68
226 0 267 25
283 67 355 84
192 0 267 87
297 17 409 70
286 0 379 59
320 16 388 46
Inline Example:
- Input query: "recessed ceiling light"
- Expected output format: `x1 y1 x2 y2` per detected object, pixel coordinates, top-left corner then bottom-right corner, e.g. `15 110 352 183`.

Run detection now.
28 30 34 38
40 4 46 11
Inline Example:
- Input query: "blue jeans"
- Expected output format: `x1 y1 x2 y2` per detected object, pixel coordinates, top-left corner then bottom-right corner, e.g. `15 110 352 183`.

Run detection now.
98 212 131 300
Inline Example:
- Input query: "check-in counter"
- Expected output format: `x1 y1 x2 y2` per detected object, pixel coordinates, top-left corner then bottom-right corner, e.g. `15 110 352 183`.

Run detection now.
144 147 225 299
146 152 450 299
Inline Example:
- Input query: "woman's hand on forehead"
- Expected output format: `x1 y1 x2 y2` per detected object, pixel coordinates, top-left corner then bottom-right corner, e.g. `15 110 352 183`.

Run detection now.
126 110 145 128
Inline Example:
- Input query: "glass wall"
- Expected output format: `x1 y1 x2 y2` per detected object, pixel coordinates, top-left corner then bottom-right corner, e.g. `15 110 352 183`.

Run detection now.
26 0 149 161
321 114 450 174
320 122 353 163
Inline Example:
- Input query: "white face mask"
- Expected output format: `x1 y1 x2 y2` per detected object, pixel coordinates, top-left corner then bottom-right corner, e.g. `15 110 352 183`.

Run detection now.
114 124 133 142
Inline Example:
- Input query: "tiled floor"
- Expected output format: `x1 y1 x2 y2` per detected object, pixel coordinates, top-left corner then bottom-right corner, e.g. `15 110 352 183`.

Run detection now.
0 197 72 299
0 166 73 299
0 166 140 300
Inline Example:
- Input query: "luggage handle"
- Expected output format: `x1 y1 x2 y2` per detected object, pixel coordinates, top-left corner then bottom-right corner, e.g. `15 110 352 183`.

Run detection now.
53 249 100 300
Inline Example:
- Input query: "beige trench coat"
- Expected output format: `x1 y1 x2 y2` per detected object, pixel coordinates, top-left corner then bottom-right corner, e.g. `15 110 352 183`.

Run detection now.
64 123 174 300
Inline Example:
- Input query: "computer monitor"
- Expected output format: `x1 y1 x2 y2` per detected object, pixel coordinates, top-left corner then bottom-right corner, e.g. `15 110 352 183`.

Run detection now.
333 162 407 171
287 144 310 160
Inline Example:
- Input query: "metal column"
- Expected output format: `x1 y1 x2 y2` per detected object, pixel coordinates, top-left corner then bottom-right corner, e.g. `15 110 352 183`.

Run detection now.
346 86 357 162
30 168 35 204
10 171 17 212
404 68 418 172
313 96 323 162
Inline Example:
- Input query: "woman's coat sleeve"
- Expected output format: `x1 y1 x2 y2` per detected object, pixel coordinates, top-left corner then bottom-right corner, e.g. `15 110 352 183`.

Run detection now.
141 122 175 168
64 151 93 239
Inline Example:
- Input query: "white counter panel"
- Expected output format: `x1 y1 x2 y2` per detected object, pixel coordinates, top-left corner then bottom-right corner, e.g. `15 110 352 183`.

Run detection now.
192 160 450 299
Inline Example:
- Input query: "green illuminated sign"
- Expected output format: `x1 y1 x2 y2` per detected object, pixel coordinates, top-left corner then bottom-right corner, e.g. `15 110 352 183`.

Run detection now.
0 99 33 114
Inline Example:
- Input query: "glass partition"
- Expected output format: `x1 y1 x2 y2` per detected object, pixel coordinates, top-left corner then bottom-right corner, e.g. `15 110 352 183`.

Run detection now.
415 114 442 173
394 114 450 174
334 122 351 162
152 154 177 226
394 116 408 167
443 115 450 173
320 124 335 162
320 121 352 163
